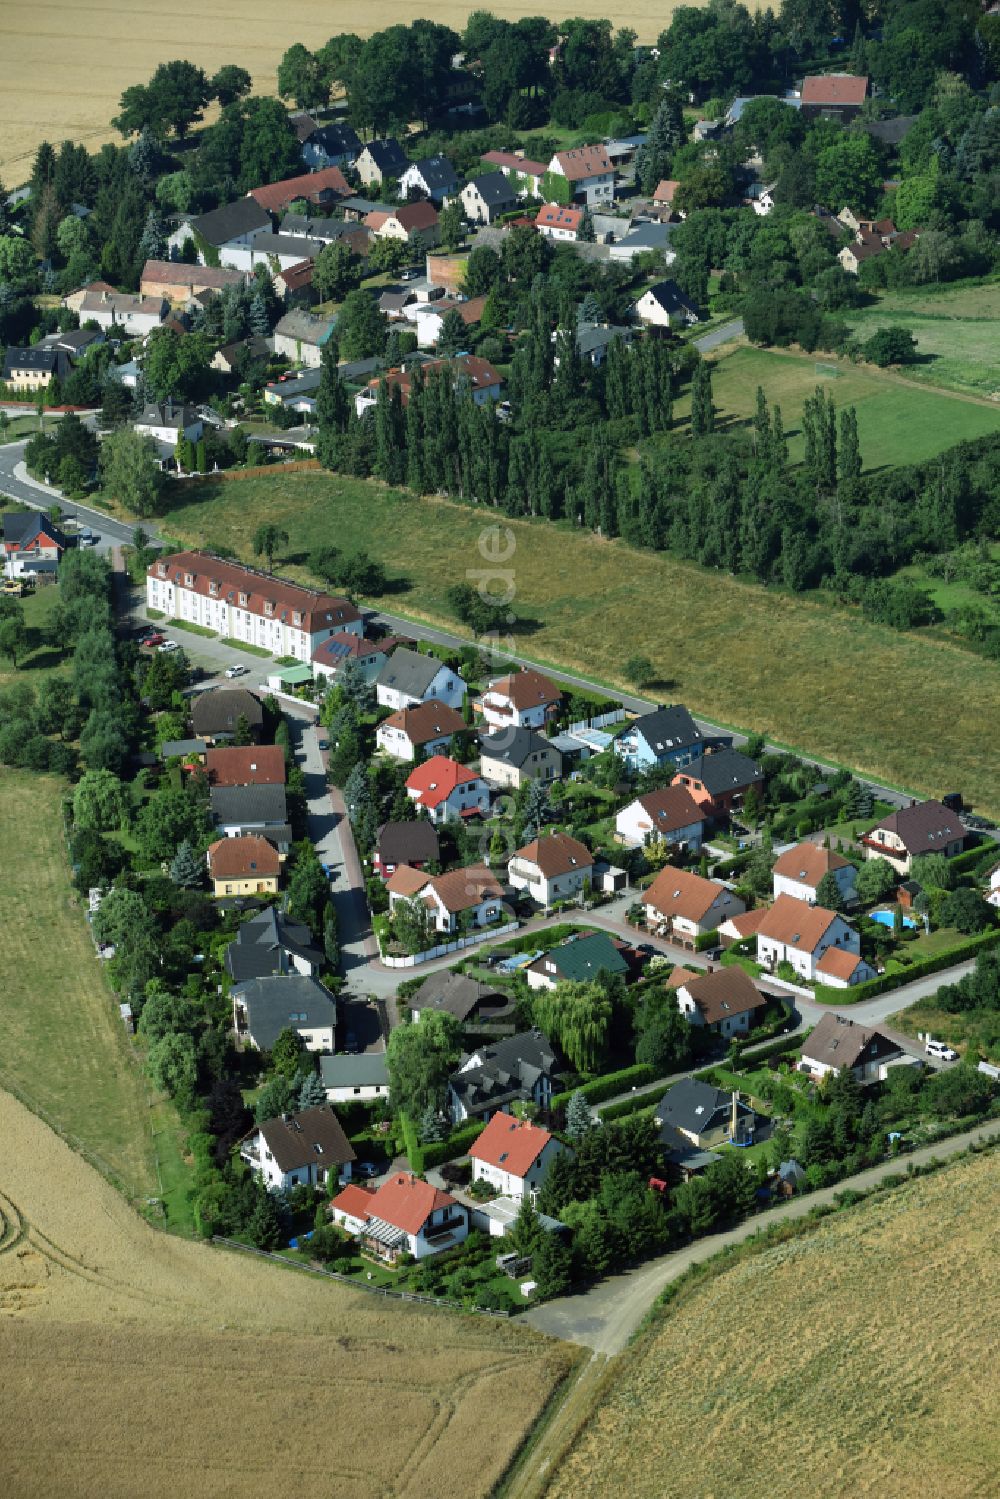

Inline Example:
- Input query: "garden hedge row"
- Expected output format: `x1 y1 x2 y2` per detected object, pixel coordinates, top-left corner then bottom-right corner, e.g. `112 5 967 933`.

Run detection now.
397 1113 486 1173
814 927 1000 1006
551 1061 658 1111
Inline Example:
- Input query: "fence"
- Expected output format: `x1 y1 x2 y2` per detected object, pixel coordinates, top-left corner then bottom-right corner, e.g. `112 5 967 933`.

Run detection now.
210 1236 511 1317
380 920 520 968
568 708 626 733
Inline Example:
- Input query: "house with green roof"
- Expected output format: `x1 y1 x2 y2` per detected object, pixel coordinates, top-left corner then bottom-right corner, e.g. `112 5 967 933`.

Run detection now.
524 930 630 992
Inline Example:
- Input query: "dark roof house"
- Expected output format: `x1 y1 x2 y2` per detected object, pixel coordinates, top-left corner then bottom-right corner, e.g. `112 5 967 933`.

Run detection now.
374 819 441 872
232 973 338 1051
190 198 271 247
251 1105 355 1175
478 726 557 770
527 931 629 986
225 906 323 983
655 1076 754 1148
410 971 509 1024
449 1030 559 1120
190 687 264 741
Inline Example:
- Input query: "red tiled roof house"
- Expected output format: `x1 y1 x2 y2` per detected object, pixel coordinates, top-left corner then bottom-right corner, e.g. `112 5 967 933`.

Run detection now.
468 1111 567 1201
330 1172 468 1261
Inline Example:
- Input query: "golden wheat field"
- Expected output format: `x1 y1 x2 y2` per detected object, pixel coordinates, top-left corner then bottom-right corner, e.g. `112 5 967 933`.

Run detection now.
0 0 705 180
0 1089 573 1499
546 1151 1000 1499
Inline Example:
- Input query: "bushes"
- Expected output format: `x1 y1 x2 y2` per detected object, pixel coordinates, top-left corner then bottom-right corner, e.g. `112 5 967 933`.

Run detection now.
398 1113 485 1172
814 927 1000 1006
551 1062 657 1111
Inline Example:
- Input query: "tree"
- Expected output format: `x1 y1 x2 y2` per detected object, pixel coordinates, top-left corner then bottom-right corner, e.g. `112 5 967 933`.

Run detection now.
336 289 388 361
438 200 465 252
863 327 918 367
624 653 655 687
366 236 407 276
211 65 252 107
135 789 210 862
298 1070 328 1109
814 133 882 213
270 1025 305 1080
565 1089 594 1141
386 1011 461 1119
689 360 714 436
99 429 164 517
436 307 468 358
286 841 329 930
277 43 330 110
323 904 340 970
144 327 213 401
72 769 130 832
910 853 955 892
577 207 596 243
392 896 434 956
815 870 845 912
254 1071 296 1123
115 60 210 139
520 778 550 841
634 992 692 1072
532 1229 572 1297
0 234 37 283
169 839 204 889
941 888 993 935
312 240 363 302
252 523 289 574
0 612 29 670
147 1031 199 1110
532 980 611 1072
510 1194 544 1256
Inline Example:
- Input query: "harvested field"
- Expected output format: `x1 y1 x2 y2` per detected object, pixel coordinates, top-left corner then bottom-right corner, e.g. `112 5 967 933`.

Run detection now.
545 1150 1000 1499
0 0 706 179
0 1088 573 1499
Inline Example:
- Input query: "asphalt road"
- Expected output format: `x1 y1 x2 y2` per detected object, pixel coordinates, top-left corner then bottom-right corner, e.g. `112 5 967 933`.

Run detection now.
693 317 744 353
0 435 143 557
521 1118 1000 1355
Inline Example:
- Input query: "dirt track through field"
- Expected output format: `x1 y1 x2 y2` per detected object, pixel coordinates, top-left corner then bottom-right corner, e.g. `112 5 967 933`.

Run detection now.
0 1088 570 1499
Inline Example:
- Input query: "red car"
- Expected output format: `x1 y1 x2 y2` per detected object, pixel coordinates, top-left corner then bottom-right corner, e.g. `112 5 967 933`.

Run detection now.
140 632 165 648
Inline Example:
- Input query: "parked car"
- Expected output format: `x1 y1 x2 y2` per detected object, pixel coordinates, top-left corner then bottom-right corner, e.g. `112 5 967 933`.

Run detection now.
316 734 329 750
400 267 418 281
141 633 166 647
355 1161 380 1178
224 663 249 679
925 1039 958 1061
158 640 180 653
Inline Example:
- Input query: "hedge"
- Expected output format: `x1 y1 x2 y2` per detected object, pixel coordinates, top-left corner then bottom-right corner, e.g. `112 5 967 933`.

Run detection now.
551 1062 657 1111
814 926 1000 1006
948 843 997 877
397 1113 486 1172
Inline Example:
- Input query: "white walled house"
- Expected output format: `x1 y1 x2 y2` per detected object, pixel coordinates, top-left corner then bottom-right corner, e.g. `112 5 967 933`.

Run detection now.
479 669 560 730
147 552 362 664
861 800 965 875
240 1106 355 1192
643 867 744 944
331 1172 468 1262
375 647 465 711
799 1013 902 1083
375 700 467 762
669 965 766 1040
535 203 583 241
386 864 504 936
134 401 203 447
480 150 547 197
755 894 860 982
231 974 337 1054
546 145 615 206
508 832 593 907
615 785 707 851
633 279 700 329
771 843 858 905
320 1053 390 1104
77 290 169 337
468 1112 567 1202
405 756 490 825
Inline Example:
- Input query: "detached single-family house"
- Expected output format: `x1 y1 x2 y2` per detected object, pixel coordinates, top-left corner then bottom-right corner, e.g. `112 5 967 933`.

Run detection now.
609 222 676 264
480 151 547 197
134 401 204 449
211 334 270 375
799 1012 902 1083
320 1052 390 1104
373 819 440 880
409 972 509 1025
755 893 860 981
365 200 440 246
655 1076 755 1151
479 670 561 731
574 322 634 366
399 155 459 203
535 203 584 241
263 367 322 413
387 863 504 935
205 744 285 787
300 122 361 171
671 750 764 819
478 727 561 789
2 346 71 391
249 166 350 216
220 229 325 274
224 906 322 984
449 1030 559 1123
652 179 679 215
241 1105 354 1191
354 354 502 417
312 631 387 686
634 279 700 329
614 705 707 772
356 138 409 186
525 931 629 992
615 785 707 851
375 647 465 712
800 73 868 121
644 867 745 945
190 687 264 745
375 699 467 762
508 832 594 907
666 964 766 1039
406 755 490 824
546 145 615 206
461 172 518 224
414 295 487 350
78 290 169 337
331 1172 468 1261
469 1112 566 1202
206 834 280 898
210 783 290 852
772 842 858 906
861 800 965 876
272 310 336 369
2 513 67 576
231 973 338 1053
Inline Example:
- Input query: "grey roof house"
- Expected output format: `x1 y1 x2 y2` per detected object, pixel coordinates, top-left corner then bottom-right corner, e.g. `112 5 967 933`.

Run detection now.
320 1052 390 1101
409 972 510 1025
186 197 271 248
241 1104 355 1190
375 646 465 711
356 138 409 185
210 783 291 850
190 687 264 743
461 172 518 223
400 155 459 202
449 1030 559 1122
224 906 323 983
373 819 441 876
655 1076 755 1150
232 973 338 1052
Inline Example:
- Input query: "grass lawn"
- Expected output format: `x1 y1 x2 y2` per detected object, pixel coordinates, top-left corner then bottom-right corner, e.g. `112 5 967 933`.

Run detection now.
0 584 69 687
0 770 190 1219
673 344 1000 470
845 279 1000 399
152 472 1000 815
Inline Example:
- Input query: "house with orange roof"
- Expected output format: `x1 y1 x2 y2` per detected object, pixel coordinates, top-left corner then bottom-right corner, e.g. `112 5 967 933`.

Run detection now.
643 867 745 946
480 150 547 197
375 698 467 761
814 947 876 989
204 744 286 787
546 144 615 205
508 832 593 907
800 73 868 120
386 863 505 934
535 203 584 241
479 669 561 731
717 906 769 944
405 755 490 824
469 1112 567 1201
755 893 860 981
330 1171 468 1261
615 785 707 851
206 834 281 898
772 842 858 906
669 965 767 1040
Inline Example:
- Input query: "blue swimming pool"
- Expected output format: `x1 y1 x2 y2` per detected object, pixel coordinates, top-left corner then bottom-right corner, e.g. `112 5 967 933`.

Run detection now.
870 909 917 930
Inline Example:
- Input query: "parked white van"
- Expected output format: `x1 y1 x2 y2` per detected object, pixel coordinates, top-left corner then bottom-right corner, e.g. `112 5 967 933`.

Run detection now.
925 1039 958 1061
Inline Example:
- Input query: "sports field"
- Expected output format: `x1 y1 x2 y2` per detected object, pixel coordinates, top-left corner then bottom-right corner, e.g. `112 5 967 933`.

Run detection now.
0 0 699 179
151 471 1000 814
0 1087 573 1499
683 343 1000 467
845 280 1000 400
544 1149 1000 1499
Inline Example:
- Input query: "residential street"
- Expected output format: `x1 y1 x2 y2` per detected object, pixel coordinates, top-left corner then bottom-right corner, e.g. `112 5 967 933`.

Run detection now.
692 317 745 353
521 1119 1000 1356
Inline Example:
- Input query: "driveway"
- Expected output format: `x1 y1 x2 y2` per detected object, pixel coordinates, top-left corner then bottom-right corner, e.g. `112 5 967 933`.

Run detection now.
521 1119 1000 1355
